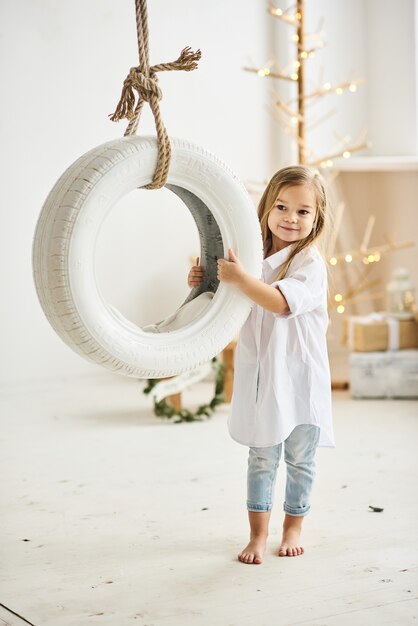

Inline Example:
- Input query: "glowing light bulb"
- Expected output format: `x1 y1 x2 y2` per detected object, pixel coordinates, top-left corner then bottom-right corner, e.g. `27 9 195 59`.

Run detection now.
301 51 308 59
323 83 331 90
335 294 343 302
326 160 333 167
275 8 283 15
343 151 351 159
349 84 357 92
336 87 343 95
368 254 375 262
330 257 338 266
292 34 299 42
294 61 300 68
345 254 353 262
291 117 297 125
291 73 299 80
374 252 381 261
337 305 345 314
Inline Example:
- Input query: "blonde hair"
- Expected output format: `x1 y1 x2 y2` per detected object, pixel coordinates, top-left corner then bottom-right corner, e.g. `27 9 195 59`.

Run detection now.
258 165 329 281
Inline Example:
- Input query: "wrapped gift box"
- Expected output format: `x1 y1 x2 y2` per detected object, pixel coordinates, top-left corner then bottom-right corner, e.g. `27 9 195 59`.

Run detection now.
342 315 418 352
349 350 418 398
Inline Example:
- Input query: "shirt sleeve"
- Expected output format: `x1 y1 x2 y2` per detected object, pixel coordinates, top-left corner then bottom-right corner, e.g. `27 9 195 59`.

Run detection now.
270 255 327 318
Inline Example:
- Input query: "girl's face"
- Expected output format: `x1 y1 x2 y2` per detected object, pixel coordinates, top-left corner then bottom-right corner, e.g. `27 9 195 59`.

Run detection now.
267 183 316 251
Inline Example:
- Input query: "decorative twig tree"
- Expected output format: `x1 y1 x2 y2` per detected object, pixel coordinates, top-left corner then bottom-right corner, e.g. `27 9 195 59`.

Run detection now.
244 0 368 167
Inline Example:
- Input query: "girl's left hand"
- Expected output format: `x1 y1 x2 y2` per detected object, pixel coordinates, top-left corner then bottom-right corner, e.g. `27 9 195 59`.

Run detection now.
217 249 246 285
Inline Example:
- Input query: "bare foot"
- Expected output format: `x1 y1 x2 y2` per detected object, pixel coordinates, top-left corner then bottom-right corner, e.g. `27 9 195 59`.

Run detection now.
278 514 304 557
238 535 267 564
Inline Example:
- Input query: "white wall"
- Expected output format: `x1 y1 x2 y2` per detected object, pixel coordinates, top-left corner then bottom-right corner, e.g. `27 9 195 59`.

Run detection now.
365 0 417 155
0 0 271 387
1 0 416 388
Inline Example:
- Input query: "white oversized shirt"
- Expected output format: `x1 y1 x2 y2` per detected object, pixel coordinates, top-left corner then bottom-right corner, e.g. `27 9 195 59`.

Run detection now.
228 244 335 448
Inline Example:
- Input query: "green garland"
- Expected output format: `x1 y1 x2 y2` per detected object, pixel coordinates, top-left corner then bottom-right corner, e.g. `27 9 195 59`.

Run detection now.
143 357 225 423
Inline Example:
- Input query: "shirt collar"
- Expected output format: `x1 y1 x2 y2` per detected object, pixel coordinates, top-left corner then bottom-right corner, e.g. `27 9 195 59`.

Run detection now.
264 244 294 270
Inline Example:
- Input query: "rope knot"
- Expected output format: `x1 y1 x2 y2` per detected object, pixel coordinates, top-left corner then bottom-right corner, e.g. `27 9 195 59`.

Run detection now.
129 67 162 103
109 67 162 123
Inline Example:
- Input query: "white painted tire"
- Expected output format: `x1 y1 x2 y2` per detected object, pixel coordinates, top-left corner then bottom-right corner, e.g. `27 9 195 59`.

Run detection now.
33 136 263 378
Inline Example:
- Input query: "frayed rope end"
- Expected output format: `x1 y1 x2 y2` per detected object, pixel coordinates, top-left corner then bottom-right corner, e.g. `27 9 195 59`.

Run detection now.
176 46 202 71
109 83 137 122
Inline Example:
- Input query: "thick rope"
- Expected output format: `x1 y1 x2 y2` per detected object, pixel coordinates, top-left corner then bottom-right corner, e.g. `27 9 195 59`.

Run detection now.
109 0 201 189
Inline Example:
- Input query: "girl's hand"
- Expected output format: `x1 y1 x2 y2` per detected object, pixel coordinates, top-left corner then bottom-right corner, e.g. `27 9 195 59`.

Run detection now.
188 256 205 288
217 249 246 285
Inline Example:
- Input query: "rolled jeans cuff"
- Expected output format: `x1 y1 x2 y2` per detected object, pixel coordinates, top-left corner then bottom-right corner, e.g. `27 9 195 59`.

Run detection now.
247 501 273 512
283 502 311 517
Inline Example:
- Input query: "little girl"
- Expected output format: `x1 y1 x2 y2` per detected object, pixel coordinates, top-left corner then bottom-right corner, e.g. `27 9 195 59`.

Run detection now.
188 165 334 565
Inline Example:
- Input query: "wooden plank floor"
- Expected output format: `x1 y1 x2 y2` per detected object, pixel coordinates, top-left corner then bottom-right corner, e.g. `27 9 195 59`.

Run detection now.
1 376 417 625
0 603 36 625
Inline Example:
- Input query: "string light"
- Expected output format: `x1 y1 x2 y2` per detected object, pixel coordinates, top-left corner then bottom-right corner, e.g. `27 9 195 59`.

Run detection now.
336 87 343 94
291 73 299 80
275 8 283 16
257 68 271 77
292 34 299 42
349 83 357 92
323 83 331 90
342 151 351 159
345 254 353 262
300 51 308 59
335 294 343 302
329 257 338 265
337 305 345 314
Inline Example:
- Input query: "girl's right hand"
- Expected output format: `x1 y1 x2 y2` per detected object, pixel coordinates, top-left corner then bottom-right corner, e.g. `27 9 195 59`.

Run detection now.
188 256 204 288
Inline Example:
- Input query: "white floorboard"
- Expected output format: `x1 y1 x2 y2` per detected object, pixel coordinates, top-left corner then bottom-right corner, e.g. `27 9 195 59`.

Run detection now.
1 375 417 625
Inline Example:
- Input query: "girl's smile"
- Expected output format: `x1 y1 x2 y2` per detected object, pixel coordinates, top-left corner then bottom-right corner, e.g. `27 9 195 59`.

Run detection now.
267 184 316 251
279 225 300 231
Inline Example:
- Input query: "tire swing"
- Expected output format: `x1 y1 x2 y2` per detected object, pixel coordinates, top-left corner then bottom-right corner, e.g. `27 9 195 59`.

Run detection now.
32 0 263 380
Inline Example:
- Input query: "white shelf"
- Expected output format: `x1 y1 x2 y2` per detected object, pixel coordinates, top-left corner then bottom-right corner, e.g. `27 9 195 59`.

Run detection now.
330 156 418 172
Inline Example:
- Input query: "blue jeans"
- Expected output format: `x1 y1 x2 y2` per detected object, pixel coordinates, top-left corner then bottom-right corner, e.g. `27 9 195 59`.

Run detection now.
247 424 320 516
